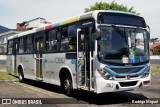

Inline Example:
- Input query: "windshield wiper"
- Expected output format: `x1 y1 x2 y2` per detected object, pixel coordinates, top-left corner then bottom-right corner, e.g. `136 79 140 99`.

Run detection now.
111 24 128 44
111 24 126 38
135 26 140 32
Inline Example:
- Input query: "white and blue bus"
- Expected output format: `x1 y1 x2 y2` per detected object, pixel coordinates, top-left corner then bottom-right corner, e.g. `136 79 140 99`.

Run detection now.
7 10 151 95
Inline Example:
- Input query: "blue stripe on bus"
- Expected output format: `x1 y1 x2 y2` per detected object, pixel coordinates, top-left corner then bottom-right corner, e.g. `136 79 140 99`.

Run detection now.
103 65 147 77
71 59 77 71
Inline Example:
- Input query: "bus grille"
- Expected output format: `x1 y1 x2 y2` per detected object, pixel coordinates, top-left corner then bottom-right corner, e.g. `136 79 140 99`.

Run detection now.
119 81 138 87
110 67 144 74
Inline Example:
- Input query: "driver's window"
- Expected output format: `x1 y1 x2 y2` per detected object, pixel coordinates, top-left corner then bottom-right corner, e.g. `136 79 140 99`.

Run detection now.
100 29 112 51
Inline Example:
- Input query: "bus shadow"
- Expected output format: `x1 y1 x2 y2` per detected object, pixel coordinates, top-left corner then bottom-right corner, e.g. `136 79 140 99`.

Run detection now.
23 79 148 105
71 90 148 105
23 79 62 93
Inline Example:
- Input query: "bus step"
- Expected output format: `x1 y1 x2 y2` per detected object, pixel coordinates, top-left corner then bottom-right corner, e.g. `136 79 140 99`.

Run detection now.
80 86 88 91
89 87 94 91
78 86 94 91
36 77 43 81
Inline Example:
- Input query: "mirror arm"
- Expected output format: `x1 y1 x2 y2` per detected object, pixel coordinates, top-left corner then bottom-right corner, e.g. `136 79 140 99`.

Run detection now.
95 20 101 40
147 25 150 39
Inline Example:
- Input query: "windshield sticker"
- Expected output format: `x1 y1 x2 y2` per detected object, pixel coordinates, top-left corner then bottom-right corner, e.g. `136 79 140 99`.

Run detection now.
129 54 135 63
140 56 144 62
129 48 135 54
122 57 128 63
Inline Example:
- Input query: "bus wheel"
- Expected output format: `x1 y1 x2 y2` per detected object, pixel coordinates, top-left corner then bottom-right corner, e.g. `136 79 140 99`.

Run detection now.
18 68 24 82
62 75 73 96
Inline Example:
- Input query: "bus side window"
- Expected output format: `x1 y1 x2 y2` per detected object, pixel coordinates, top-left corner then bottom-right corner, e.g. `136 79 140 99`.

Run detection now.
26 35 34 53
45 29 58 52
60 27 69 51
68 24 77 51
60 24 77 51
18 37 25 53
7 40 13 54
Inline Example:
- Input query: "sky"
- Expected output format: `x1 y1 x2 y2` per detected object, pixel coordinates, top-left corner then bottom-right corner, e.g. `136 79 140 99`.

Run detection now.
0 0 160 39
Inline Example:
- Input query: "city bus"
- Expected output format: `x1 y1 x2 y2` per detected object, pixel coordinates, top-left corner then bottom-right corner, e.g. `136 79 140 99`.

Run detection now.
7 10 151 95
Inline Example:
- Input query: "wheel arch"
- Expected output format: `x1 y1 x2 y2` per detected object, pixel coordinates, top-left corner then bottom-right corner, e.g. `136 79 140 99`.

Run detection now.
59 66 76 89
17 63 24 77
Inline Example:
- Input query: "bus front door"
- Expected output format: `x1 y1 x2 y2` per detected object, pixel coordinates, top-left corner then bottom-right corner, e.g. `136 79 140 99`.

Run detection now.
35 37 43 81
77 28 94 91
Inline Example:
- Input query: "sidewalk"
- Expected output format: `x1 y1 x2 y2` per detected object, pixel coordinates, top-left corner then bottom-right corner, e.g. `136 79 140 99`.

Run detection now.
0 64 6 72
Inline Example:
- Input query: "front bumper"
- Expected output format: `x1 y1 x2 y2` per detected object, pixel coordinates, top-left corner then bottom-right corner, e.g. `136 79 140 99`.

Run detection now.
95 73 151 94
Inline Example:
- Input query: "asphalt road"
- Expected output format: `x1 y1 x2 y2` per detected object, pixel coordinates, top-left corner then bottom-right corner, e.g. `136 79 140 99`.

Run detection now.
0 75 160 107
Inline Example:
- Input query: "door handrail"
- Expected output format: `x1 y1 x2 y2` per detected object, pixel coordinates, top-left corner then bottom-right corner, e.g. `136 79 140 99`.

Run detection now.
78 52 86 67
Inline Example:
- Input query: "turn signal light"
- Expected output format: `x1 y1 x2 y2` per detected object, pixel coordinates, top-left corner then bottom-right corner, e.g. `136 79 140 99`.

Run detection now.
143 80 150 85
97 68 103 72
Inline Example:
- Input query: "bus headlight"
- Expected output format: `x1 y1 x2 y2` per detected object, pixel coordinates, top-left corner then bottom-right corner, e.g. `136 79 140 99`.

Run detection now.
140 67 150 78
97 68 113 80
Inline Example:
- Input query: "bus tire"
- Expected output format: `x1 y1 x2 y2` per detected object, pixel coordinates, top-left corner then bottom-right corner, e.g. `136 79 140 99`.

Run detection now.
18 67 24 82
61 74 73 96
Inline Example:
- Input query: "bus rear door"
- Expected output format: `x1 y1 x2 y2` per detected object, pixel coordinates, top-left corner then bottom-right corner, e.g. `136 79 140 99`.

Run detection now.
7 39 17 75
34 32 44 81
13 38 18 75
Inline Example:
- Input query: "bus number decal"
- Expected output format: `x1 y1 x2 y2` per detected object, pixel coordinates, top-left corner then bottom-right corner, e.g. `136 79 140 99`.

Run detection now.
106 83 114 88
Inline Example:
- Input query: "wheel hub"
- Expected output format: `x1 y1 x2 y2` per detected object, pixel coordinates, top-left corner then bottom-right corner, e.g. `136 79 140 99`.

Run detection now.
64 80 70 90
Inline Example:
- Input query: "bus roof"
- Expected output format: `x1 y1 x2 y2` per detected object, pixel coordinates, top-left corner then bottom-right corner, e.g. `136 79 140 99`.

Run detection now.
42 10 138 31
95 10 137 16
10 10 138 39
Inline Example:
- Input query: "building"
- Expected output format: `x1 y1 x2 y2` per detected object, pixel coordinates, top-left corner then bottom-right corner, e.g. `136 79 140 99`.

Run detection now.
150 42 160 55
16 17 51 30
0 17 51 54
0 29 22 54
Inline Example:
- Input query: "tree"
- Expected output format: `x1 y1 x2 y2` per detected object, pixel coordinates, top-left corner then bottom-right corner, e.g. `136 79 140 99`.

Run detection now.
84 1 138 14
150 38 159 44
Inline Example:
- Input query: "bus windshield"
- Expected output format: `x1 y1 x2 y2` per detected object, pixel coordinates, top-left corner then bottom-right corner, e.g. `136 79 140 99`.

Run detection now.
98 26 149 64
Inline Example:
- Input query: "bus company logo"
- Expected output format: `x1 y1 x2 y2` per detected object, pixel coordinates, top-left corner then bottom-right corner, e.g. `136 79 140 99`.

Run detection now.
2 99 11 104
127 75 131 79
55 57 65 63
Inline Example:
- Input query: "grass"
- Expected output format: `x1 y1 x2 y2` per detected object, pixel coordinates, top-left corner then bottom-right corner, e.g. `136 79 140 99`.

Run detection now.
151 65 160 75
0 72 17 80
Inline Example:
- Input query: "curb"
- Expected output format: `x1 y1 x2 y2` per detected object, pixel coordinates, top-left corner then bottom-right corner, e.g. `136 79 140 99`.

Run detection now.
0 79 19 82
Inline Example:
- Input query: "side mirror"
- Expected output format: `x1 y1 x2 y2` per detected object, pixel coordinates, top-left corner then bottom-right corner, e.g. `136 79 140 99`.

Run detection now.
147 25 150 33
78 31 85 41
95 20 101 40
95 26 101 40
